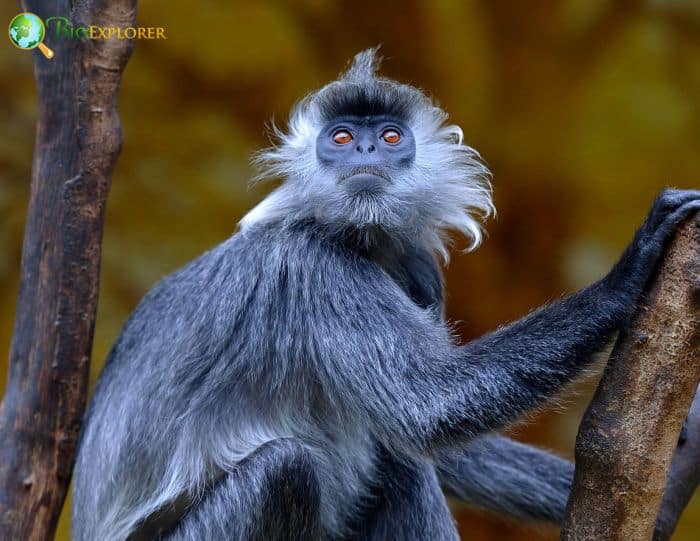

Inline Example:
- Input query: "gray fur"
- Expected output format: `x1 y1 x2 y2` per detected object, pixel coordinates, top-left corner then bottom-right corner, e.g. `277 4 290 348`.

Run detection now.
72 49 700 540
342 46 382 82
438 435 573 523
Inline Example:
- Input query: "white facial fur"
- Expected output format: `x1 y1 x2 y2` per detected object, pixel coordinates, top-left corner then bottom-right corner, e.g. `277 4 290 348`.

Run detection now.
240 49 494 263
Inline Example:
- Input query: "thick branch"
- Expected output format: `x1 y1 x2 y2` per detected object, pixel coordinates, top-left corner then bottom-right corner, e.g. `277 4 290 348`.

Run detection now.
0 1 135 539
561 212 700 541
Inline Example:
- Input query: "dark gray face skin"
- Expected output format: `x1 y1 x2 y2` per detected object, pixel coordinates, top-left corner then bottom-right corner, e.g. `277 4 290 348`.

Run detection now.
316 115 416 196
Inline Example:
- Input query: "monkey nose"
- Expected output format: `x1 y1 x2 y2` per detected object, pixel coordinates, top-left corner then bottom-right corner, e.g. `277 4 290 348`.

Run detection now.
355 143 376 153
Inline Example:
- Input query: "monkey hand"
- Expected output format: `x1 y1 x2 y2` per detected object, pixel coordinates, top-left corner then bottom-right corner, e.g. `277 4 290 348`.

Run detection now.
603 188 700 309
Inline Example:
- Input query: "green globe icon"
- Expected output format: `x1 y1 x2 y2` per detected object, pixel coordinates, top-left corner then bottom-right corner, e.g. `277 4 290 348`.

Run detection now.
8 12 54 59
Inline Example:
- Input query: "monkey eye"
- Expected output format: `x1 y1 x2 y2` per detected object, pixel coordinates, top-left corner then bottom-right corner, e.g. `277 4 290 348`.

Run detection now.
381 129 401 144
332 130 353 145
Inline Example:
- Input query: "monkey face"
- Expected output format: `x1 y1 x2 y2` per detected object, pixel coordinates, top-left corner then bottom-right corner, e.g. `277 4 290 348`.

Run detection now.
315 115 416 198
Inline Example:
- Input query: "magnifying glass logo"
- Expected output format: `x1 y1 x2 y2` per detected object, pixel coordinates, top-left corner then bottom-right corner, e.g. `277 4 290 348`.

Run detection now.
8 12 54 59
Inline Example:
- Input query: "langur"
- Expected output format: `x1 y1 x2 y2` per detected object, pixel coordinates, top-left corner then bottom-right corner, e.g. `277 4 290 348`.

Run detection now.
73 49 700 541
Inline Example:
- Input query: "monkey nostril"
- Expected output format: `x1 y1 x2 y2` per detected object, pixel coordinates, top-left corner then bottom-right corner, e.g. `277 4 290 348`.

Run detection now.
356 145 363 153
367 144 376 153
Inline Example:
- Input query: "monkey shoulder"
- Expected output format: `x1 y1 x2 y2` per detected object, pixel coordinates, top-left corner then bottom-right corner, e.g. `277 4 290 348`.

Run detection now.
236 224 450 365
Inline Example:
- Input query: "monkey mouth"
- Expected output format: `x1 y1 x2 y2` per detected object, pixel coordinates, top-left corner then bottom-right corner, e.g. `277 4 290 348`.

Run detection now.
341 166 391 196
341 166 391 182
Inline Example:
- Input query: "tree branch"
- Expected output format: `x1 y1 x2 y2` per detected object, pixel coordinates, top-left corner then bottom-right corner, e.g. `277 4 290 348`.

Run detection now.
653 386 700 540
0 1 135 539
561 212 700 541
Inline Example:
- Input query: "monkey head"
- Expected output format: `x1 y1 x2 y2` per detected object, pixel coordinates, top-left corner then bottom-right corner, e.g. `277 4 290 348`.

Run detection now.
240 48 493 260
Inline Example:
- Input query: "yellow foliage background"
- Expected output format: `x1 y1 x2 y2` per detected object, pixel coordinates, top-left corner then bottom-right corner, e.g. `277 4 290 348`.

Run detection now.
1 1 699 539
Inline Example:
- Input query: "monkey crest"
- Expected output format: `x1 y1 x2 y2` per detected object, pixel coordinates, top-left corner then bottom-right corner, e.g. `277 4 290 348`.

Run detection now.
241 48 494 261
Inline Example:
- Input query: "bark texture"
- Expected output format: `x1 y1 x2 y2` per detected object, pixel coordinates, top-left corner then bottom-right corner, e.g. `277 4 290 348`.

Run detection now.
0 1 135 539
561 212 700 541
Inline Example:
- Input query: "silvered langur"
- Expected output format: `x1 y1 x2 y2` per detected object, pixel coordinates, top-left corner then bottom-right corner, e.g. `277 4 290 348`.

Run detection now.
73 49 700 540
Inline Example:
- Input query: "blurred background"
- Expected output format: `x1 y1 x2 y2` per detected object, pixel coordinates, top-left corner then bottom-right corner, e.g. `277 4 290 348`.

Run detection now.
1 1 699 539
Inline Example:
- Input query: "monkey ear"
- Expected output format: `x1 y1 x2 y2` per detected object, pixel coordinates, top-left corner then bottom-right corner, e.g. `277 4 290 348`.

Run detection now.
342 47 382 82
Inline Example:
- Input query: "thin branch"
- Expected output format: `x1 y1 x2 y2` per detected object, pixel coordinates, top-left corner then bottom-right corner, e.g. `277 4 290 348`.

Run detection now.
653 386 700 541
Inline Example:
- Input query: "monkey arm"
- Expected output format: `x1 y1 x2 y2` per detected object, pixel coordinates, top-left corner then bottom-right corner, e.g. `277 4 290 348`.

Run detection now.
319 190 700 454
324 271 624 454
